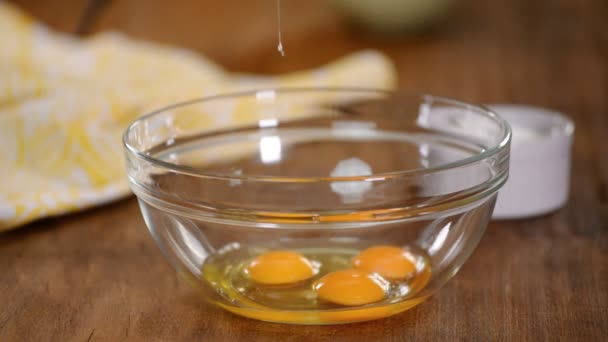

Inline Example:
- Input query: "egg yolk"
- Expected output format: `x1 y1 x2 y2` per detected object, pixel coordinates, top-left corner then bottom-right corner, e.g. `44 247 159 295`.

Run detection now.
352 245 416 280
314 269 387 306
245 250 316 285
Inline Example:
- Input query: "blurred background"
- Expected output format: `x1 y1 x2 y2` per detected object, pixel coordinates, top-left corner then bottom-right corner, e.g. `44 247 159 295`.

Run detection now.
10 0 607 109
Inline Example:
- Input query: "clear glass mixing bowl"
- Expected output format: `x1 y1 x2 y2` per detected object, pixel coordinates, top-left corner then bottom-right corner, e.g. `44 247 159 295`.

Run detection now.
123 88 510 324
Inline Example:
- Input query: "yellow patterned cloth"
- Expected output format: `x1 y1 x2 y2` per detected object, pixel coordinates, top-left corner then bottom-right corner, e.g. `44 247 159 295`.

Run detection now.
0 3 397 231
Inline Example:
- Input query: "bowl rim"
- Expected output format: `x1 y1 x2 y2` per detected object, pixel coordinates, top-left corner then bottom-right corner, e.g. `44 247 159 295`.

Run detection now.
123 87 511 183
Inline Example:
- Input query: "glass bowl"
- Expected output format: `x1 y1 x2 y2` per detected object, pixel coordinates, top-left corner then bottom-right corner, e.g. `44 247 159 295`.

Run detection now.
123 88 510 324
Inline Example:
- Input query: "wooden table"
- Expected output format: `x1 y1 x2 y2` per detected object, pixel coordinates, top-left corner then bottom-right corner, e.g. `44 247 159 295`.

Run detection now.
2 0 607 340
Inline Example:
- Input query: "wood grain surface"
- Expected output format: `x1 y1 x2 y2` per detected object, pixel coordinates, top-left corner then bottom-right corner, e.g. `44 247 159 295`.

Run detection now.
2 0 607 340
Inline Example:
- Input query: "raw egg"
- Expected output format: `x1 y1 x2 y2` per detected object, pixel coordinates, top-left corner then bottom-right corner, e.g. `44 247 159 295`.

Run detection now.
352 245 416 280
245 250 317 285
314 269 387 306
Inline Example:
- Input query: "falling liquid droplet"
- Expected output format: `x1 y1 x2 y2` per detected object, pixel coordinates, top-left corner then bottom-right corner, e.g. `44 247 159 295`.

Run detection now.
277 0 285 56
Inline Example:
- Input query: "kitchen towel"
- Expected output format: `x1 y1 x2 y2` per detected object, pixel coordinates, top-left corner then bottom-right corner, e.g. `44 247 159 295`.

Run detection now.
0 3 397 230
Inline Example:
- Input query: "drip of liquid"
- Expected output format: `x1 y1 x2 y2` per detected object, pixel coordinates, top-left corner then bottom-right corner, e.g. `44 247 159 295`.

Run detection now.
277 0 285 56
